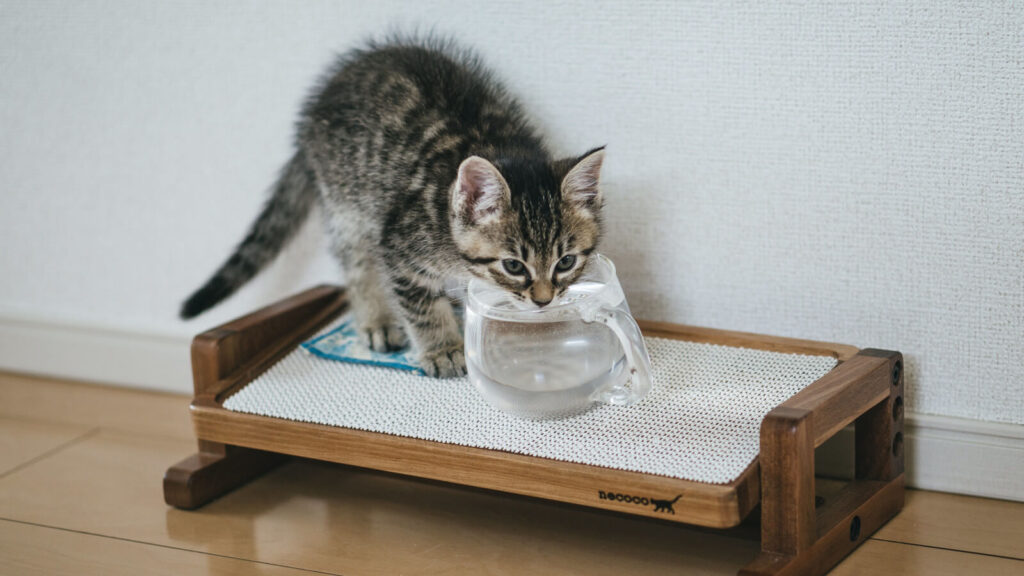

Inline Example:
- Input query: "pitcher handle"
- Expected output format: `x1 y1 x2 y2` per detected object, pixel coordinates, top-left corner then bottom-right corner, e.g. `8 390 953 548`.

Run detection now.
582 305 653 406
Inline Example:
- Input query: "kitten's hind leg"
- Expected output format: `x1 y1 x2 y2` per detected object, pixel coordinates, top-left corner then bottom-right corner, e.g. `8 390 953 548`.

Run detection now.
358 299 408 352
331 240 407 352
392 277 465 378
353 269 408 352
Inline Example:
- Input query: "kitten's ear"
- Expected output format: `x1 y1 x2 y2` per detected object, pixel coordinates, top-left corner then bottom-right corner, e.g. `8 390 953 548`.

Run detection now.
453 156 510 224
561 147 605 210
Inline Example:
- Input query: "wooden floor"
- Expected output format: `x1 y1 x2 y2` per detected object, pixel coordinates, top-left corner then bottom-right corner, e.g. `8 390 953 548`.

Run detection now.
0 372 1021 575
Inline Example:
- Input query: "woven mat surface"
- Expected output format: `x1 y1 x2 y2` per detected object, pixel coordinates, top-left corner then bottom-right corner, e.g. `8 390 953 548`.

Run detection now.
224 322 837 484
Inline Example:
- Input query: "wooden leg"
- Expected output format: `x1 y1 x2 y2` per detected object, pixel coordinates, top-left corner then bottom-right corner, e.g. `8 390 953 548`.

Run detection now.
163 440 288 510
739 476 904 575
856 350 905 482
740 350 905 576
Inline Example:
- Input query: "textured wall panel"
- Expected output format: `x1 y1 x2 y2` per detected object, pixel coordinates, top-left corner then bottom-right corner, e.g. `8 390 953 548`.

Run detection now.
1 1 1021 423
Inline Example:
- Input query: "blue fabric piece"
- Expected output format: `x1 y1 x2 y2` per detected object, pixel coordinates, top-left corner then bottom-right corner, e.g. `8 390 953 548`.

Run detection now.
302 317 423 374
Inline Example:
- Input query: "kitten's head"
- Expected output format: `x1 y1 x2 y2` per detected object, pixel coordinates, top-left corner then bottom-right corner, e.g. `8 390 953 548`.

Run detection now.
450 148 605 308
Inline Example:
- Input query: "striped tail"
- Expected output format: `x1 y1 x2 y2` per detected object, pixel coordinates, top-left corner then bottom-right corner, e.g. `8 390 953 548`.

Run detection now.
180 151 317 319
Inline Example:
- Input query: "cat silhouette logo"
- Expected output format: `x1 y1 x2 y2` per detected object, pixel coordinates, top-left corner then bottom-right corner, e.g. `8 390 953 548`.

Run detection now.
598 491 683 514
651 494 682 514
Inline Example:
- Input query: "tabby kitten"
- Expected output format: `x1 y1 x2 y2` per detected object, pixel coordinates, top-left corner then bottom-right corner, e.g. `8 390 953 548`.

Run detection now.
180 37 606 377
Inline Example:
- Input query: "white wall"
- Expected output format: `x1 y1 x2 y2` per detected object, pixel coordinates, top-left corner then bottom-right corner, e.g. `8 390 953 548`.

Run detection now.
2 2 1022 430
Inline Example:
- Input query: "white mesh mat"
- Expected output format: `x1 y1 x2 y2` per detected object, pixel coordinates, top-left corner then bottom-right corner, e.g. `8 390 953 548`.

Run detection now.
224 326 837 484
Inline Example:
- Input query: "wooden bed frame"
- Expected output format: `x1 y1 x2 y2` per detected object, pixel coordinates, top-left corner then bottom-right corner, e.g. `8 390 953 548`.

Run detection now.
164 285 905 576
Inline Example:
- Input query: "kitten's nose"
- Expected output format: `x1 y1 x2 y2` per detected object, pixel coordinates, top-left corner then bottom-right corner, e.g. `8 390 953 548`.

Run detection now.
531 296 552 307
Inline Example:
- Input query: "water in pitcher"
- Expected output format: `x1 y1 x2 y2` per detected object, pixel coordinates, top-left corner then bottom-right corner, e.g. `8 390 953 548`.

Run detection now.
464 281 628 419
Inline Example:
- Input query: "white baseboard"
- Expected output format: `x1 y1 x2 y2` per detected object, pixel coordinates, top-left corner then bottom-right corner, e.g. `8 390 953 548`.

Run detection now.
1 314 1021 501
904 413 1024 501
0 314 193 394
816 415 1024 501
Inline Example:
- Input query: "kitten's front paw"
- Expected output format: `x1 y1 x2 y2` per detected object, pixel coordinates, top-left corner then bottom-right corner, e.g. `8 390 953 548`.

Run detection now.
358 321 408 352
420 345 466 378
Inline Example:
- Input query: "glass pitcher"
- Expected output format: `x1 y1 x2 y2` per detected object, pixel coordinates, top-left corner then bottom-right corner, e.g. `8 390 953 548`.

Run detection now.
464 254 654 420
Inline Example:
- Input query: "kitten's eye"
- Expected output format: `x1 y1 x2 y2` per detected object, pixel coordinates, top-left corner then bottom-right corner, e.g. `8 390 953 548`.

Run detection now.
502 259 526 275
555 255 577 272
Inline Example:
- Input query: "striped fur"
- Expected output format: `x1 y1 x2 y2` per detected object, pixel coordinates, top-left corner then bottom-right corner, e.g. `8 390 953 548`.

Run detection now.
180 37 606 377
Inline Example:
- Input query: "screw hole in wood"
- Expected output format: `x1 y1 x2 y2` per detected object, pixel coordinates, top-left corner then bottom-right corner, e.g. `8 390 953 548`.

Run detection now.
892 361 902 386
892 396 904 422
892 431 904 458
